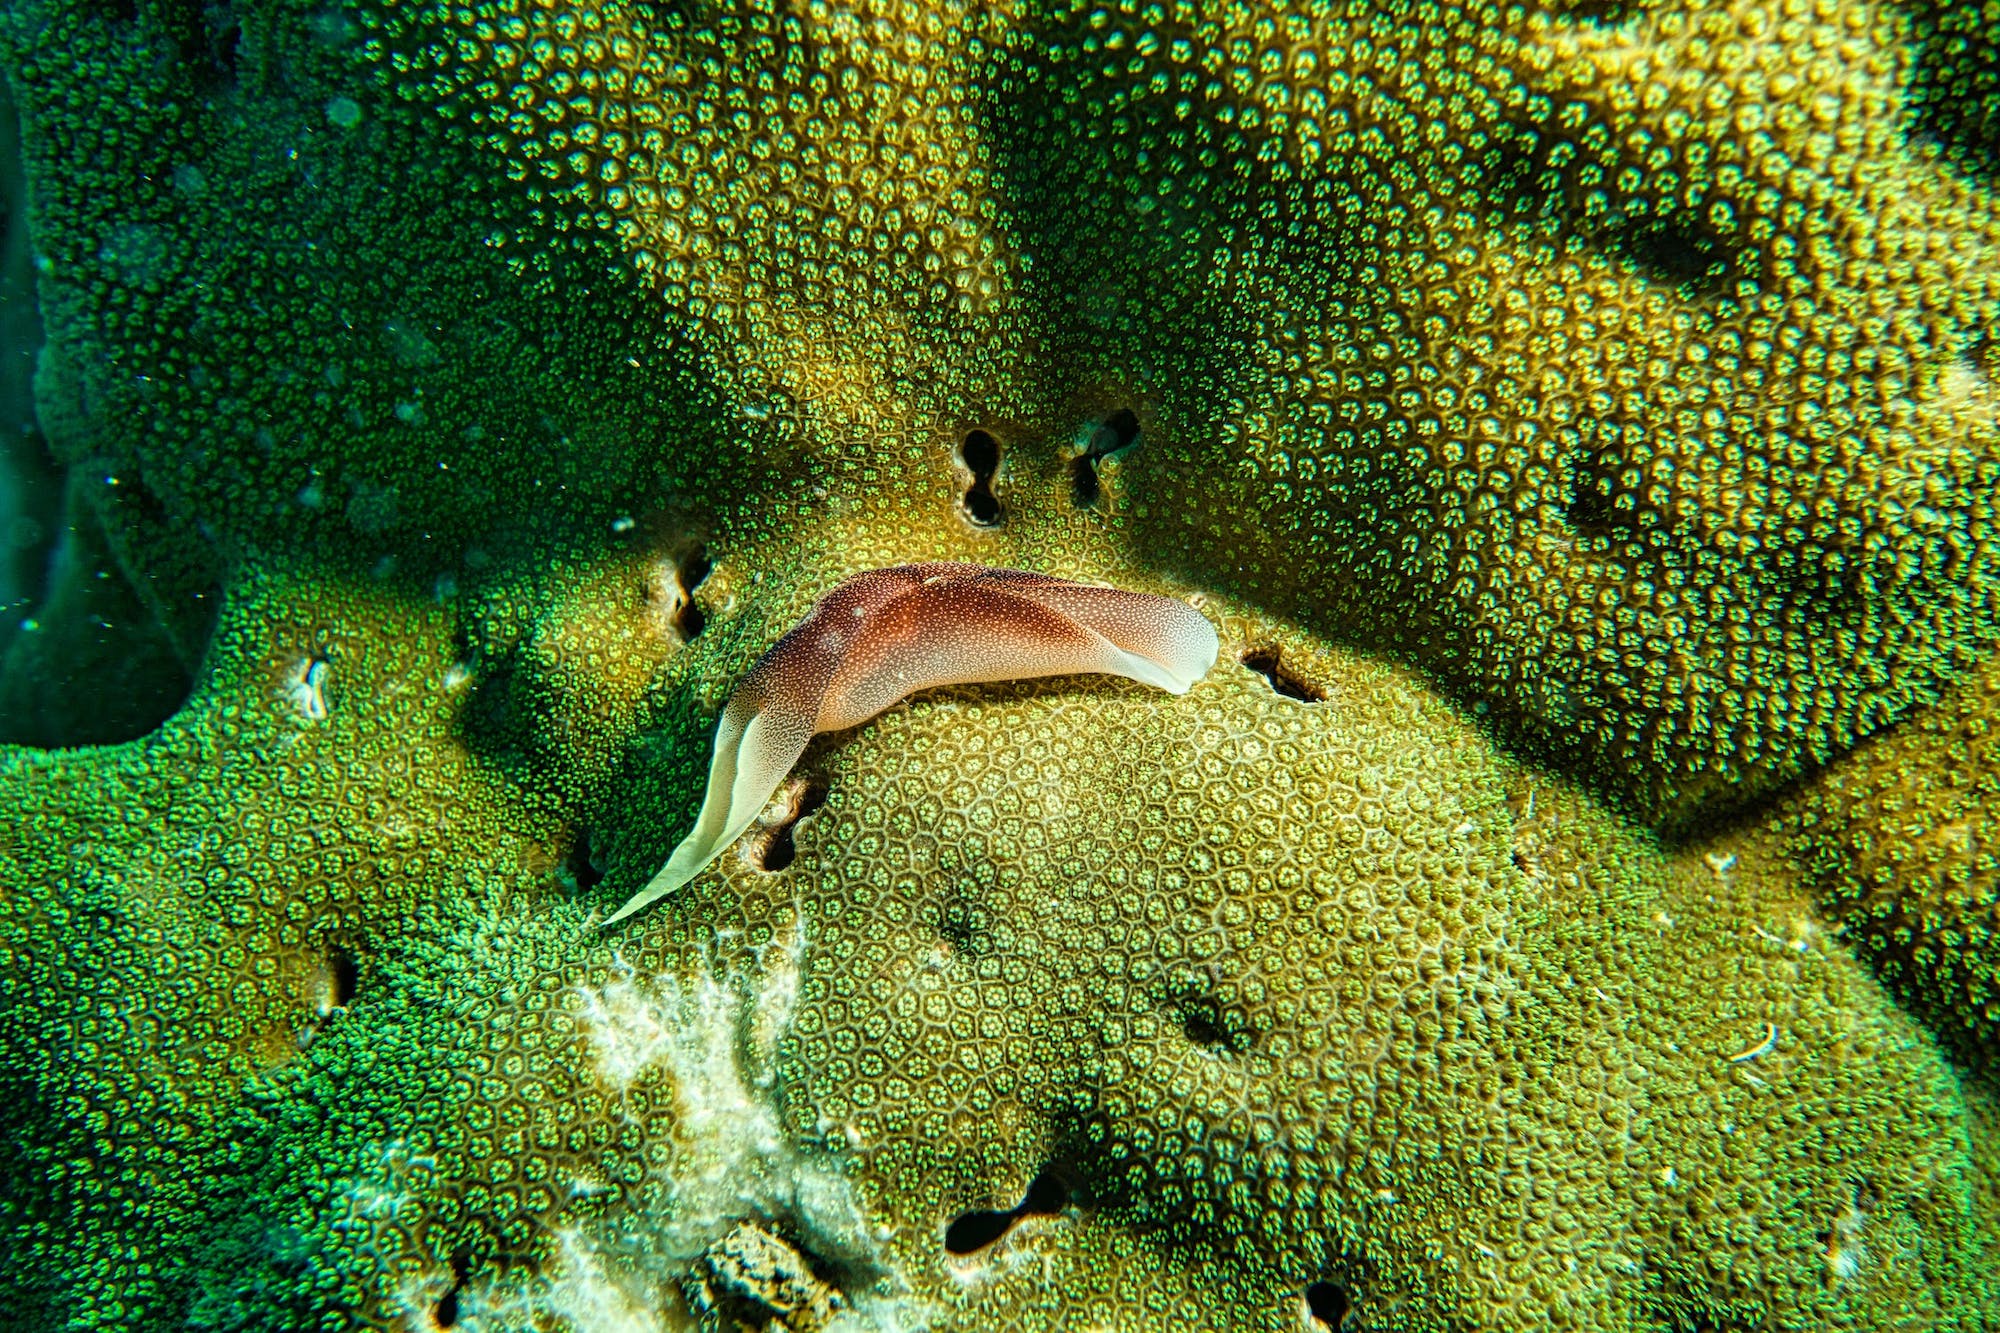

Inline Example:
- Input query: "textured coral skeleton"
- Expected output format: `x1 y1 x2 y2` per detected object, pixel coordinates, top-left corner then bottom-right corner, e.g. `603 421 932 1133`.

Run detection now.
0 0 1997 1329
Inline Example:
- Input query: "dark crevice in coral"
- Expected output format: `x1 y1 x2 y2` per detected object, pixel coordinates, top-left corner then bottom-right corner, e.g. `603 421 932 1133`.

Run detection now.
1305 1280 1351 1329
1560 448 1641 541
1616 217 1731 294
675 543 711 640
1070 407 1140 508
1547 0 1636 23
1173 992 1246 1051
329 947 359 1008
1240 647 1326 703
566 827 607 892
943 1168 1070 1255
206 17 242 86
435 1247 470 1328
757 781 828 872
958 429 1003 527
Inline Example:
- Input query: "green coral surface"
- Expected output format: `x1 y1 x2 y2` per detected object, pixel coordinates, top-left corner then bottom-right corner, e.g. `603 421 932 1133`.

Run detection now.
1 0 1999 1328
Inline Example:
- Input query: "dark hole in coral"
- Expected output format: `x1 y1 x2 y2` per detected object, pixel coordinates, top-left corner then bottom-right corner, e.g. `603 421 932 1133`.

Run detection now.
1070 460 1100 509
944 1168 1069 1255
1555 0 1632 23
567 827 606 892
944 1207 1014 1255
436 1247 471 1328
330 948 359 1008
759 782 829 872
1070 408 1141 508
210 20 242 80
1096 408 1141 453
1304 1281 1350 1329
1622 219 1728 290
958 430 1003 527
1018 1170 1068 1217
675 545 711 640
1480 125 1567 220
1176 994 1239 1050
1240 647 1325 703
1510 848 1529 874
1560 449 1639 540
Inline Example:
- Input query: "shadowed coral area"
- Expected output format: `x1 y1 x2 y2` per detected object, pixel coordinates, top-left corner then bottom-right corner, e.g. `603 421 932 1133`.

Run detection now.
1782 650 2000 1068
1 0 1999 1327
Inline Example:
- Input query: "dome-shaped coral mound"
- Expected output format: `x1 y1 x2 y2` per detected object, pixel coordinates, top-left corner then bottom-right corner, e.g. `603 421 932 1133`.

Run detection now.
994 0 2000 824
9 567 1997 1331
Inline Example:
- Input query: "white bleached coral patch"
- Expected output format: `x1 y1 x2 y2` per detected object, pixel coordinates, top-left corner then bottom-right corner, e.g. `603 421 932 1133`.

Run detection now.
447 933 931 1331
576 932 877 1267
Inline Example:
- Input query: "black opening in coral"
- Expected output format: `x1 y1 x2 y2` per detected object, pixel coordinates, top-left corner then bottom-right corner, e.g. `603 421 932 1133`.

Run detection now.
944 1168 1070 1255
959 430 1004 527
1304 1280 1350 1329
759 782 829 872
330 948 359 1008
435 1247 470 1328
1560 449 1639 540
1070 407 1141 508
1620 218 1730 293
1240 647 1325 703
675 545 712 640
567 828 607 892
1172 991 1247 1052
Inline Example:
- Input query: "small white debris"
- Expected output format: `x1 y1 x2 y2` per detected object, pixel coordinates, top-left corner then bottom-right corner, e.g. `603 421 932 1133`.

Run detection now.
1826 1185 1870 1282
286 656 330 722
610 515 636 535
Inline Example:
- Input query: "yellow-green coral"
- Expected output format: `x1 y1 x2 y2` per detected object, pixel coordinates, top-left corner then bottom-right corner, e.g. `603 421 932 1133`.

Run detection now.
2 0 1999 1328
1782 648 2000 1066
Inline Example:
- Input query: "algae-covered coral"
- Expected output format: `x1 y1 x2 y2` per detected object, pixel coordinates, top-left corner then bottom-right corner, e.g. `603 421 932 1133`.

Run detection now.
1 0 1998 1328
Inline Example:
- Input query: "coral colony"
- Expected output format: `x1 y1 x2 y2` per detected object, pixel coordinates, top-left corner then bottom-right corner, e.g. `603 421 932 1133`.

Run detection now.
0 0 1996 1329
